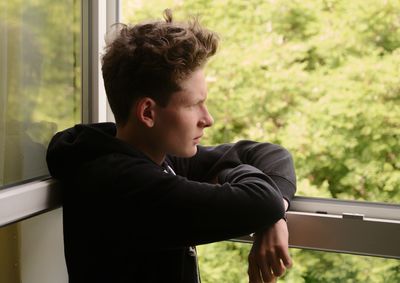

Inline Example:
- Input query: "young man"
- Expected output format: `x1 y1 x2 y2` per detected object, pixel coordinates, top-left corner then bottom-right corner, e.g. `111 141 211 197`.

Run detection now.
46 9 296 283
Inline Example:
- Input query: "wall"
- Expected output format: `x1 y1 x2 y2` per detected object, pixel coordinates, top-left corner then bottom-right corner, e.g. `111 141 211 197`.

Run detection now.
20 208 67 283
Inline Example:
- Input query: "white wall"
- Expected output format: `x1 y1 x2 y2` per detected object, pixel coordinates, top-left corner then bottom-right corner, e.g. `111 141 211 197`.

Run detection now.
20 208 67 283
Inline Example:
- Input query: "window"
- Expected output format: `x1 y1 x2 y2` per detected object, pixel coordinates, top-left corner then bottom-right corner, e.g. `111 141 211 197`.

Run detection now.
122 1 400 282
0 1 82 283
0 0 81 188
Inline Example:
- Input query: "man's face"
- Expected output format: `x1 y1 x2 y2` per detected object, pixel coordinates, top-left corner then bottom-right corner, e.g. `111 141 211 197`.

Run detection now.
153 69 214 157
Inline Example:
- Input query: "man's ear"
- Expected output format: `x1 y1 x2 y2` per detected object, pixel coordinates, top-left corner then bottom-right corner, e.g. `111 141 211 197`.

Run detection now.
135 97 157 128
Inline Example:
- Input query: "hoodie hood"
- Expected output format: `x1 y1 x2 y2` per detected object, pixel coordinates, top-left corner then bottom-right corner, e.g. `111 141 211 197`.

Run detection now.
46 122 147 181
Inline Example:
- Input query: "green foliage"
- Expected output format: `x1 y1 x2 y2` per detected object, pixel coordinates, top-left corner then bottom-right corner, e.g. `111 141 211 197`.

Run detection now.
1 0 81 185
295 250 400 283
4 0 81 142
197 241 250 283
123 0 400 282
282 53 400 202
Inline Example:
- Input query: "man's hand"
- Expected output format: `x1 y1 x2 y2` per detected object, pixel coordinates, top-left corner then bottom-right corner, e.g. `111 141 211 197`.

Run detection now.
247 217 292 282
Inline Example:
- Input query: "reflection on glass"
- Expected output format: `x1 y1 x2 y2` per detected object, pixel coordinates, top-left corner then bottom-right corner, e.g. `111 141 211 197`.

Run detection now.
0 0 81 188
122 0 400 204
197 242 400 283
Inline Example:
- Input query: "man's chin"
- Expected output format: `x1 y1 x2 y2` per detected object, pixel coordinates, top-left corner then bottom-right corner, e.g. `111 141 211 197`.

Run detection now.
171 146 198 158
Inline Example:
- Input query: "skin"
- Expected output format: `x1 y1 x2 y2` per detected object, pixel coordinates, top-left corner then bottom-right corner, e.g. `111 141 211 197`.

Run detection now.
116 68 213 165
116 68 292 282
248 200 292 283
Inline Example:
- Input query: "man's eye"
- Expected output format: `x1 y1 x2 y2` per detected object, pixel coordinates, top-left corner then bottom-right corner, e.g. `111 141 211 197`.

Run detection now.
187 101 204 108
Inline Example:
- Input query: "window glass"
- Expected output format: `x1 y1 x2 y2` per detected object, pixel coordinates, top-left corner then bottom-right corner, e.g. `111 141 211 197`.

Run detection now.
0 0 81 188
122 0 400 204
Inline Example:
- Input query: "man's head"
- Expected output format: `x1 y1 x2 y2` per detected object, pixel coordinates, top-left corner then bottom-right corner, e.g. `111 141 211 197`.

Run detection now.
101 9 218 161
101 9 218 125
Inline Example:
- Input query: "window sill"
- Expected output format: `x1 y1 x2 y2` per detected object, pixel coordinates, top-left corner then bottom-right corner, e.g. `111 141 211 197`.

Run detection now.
0 178 61 227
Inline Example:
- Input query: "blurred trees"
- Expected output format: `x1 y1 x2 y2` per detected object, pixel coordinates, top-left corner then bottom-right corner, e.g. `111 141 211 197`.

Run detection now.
123 0 400 282
0 0 80 185
2 0 81 135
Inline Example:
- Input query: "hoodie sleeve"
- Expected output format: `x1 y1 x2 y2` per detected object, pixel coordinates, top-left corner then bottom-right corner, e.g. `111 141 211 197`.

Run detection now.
167 140 296 206
100 156 286 249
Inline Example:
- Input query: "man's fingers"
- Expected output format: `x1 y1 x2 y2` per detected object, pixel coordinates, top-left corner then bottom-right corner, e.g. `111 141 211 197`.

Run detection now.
248 254 262 283
268 250 285 277
259 256 274 283
248 218 293 282
277 246 293 269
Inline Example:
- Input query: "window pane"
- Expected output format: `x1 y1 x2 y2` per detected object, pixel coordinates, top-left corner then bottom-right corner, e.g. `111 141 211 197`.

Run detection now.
122 0 400 204
0 0 81 188
197 242 400 283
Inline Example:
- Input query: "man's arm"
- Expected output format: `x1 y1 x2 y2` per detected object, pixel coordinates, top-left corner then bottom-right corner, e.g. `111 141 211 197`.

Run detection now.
107 161 286 249
168 140 296 208
170 140 296 282
101 140 296 251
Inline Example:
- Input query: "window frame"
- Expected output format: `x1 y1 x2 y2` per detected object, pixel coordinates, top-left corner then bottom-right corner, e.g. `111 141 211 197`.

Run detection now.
82 0 118 124
0 0 399 261
0 0 119 224
236 197 400 259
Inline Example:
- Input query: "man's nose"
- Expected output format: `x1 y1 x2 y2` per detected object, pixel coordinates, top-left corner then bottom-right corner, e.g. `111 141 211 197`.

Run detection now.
204 111 214 127
200 107 214 128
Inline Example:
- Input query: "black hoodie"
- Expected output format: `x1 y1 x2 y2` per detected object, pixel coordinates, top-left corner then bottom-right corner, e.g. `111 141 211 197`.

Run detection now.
46 122 296 283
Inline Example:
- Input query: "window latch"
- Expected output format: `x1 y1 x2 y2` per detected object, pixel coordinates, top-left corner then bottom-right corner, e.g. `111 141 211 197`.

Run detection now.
342 213 364 220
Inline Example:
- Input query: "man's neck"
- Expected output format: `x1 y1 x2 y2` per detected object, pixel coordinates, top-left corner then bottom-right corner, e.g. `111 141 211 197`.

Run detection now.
116 124 165 165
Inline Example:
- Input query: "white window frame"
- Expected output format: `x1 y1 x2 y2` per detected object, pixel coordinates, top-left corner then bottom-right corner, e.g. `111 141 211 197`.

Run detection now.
0 0 399 261
0 0 119 225
82 0 118 123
